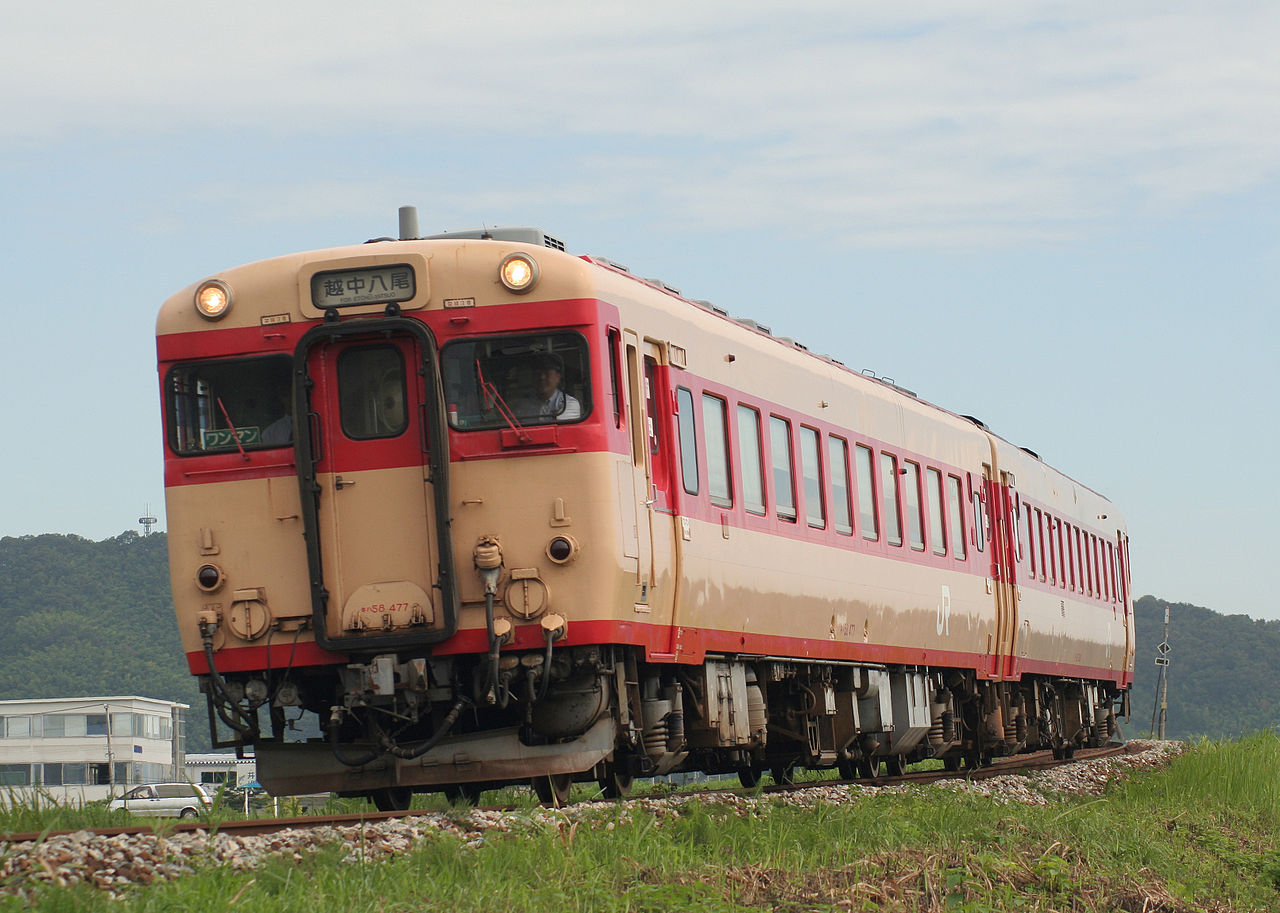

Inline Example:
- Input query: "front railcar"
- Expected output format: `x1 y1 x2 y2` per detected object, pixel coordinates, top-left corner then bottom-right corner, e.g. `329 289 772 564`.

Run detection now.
158 230 647 805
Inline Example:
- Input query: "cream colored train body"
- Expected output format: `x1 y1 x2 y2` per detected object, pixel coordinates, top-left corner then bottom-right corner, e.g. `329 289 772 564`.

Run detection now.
157 219 1134 806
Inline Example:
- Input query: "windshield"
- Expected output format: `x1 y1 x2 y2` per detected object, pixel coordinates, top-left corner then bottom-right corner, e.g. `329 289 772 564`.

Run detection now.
442 333 590 430
167 356 293 455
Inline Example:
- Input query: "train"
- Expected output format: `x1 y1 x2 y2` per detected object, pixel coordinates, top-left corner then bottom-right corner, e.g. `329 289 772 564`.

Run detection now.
156 207 1134 807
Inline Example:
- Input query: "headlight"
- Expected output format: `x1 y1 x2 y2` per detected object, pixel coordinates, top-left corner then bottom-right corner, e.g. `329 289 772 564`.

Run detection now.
498 253 539 294
194 279 233 319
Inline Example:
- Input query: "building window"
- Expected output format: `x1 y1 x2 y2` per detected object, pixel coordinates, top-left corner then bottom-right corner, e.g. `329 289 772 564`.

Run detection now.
0 764 30 787
828 437 853 536
702 394 732 508
737 406 766 515
880 452 903 547
926 468 946 556
770 416 797 522
800 426 826 529
676 387 698 495
856 444 879 541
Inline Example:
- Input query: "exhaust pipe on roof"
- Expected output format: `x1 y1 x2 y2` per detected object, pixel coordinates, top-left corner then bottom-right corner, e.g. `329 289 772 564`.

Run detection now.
398 205 420 241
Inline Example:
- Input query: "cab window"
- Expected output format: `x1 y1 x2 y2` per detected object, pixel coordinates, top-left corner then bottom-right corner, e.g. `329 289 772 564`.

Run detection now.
338 345 407 439
441 332 590 429
166 356 293 455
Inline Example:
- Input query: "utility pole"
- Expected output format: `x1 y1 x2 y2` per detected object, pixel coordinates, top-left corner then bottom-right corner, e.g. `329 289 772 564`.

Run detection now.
104 703 115 798
1150 605 1171 739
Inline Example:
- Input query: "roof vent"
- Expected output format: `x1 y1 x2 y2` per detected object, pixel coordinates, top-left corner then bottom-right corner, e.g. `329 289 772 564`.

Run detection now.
734 318 772 335
961 414 989 430
423 226 566 251
643 278 682 296
776 336 808 351
588 256 631 273
692 299 729 316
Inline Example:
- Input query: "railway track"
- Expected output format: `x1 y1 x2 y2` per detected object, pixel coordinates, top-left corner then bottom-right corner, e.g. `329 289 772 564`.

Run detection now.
1 743 1137 845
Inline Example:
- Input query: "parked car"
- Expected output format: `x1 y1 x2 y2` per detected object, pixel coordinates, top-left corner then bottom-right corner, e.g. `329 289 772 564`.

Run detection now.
108 783 214 818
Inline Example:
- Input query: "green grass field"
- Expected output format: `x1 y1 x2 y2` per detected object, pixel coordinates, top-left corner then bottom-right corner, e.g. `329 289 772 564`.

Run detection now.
4 733 1278 912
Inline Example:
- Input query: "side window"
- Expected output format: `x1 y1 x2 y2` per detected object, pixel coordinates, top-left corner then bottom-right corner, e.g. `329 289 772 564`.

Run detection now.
829 437 853 536
1034 509 1046 581
1046 514 1057 585
948 475 967 559
800 426 826 529
676 387 698 495
880 452 903 547
737 405 766 515
926 468 946 556
607 329 623 429
1056 519 1066 588
770 416 797 522
441 332 590 428
971 481 986 553
903 460 924 551
702 394 732 508
1065 524 1076 590
1024 504 1036 579
856 444 879 541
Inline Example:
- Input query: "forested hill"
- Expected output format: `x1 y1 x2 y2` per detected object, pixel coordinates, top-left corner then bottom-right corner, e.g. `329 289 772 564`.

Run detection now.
1129 595 1280 741
0 532 210 751
1 534 1276 748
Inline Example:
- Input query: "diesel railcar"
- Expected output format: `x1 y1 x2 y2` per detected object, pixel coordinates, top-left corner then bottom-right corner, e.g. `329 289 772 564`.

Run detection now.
157 209 1134 807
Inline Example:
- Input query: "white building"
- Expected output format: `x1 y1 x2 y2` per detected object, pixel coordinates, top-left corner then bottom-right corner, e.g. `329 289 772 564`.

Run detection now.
183 753 257 789
0 696 188 806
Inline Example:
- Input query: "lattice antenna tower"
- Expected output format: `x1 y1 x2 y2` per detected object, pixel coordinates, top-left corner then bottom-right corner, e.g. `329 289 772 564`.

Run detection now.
139 504 158 537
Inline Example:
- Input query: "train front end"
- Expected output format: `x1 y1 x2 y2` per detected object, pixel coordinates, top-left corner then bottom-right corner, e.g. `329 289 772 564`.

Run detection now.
157 228 638 805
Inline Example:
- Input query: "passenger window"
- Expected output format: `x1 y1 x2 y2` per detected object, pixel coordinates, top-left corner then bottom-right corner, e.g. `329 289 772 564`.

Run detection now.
829 437 853 536
903 461 924 551
737 405 766 515
339 345 408 439
1025 505 1037 578
948 475 967 559
1056 519 1066 588
1034 509 1046 581
676 387 698 495
856 444 879 541
1046 515 1056 585
971 483 986 553
770 416 797 521
702 394 732 508
880 452 903 547
800 427 825 528
926 468 946 556
607 329 623 429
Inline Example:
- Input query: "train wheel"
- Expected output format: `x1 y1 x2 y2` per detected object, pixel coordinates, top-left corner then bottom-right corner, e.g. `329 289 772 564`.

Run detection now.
597 764 633 799
370 787 412 811
737 765 763 788
443 783 483 805
837 757 859 780
771 764 796 786
942 755 962 773
885 755 907 777
532 773 573 807
857 758 881 779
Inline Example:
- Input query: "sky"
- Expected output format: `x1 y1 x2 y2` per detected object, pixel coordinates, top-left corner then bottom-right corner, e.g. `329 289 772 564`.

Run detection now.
3 1 1278 621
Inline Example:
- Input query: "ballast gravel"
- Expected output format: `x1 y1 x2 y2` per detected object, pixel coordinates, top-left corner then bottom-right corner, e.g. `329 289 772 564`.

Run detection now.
0 740 1185 898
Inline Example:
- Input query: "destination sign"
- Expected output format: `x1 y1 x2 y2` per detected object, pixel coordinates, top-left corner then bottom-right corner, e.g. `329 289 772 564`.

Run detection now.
310 264 416 308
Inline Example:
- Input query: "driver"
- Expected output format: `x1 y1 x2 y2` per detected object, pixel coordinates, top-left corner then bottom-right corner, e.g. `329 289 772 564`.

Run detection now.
516 352 580 421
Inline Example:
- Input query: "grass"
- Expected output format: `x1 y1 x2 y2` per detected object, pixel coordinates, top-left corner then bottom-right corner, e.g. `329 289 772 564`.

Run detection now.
4 732 1279 911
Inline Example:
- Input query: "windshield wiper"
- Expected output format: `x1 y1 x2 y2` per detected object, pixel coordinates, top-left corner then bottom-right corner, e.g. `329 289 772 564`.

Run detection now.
216 397 250 461
475 359 531 443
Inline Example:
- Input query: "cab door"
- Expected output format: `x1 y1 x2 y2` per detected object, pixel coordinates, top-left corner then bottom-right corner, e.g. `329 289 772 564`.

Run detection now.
621 332 677 641
296 319 457 651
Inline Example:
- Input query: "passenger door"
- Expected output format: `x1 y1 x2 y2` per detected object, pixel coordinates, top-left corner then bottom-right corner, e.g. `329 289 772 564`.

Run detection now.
297 320 456 650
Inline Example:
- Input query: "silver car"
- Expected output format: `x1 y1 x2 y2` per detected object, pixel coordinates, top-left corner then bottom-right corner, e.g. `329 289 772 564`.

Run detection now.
108 783 214 818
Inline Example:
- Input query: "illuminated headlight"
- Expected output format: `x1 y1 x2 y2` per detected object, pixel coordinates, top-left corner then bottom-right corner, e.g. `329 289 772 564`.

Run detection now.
194 279 233 320
498 253 539 294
